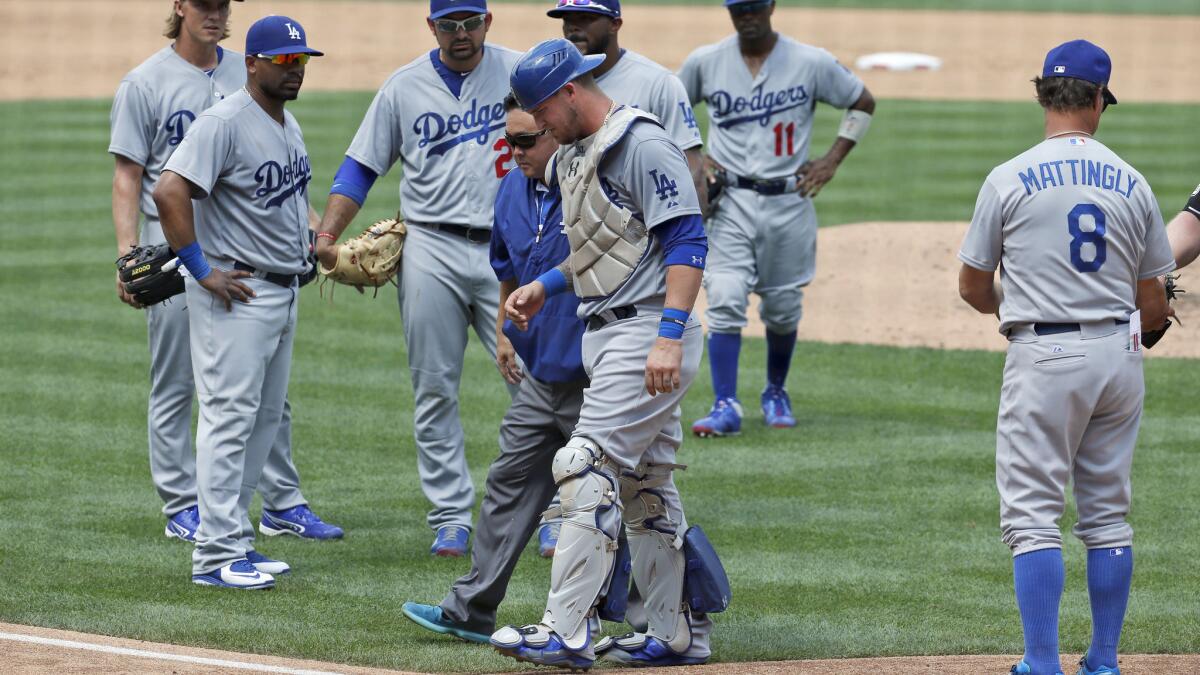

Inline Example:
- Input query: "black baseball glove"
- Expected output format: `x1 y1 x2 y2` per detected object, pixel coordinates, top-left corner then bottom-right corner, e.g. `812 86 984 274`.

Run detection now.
1142 274 1184 349
116 244 185 307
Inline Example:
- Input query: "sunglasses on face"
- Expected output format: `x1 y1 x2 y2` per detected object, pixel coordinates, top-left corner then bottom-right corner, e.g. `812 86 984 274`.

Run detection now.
434 13 486 33
555 0 613 11
257 53 310 66
729 1 772 17
505 128 549 149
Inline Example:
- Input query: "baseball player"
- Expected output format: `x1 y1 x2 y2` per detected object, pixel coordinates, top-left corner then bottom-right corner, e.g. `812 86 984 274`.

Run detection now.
679 0 875 436
153 14 325 589
110 0 341 542
489 38 723 669
401 91 588 643
547 0 706 211
958 40 1171 675
1165 183 1200 268
315 0 521 557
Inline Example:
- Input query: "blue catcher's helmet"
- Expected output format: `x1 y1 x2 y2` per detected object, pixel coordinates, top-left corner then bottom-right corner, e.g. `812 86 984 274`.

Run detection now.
510 38 605 110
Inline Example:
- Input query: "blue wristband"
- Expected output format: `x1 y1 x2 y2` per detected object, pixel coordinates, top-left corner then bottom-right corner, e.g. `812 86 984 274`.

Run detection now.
536 268 568 297
177 241 212 281
658 308 689 340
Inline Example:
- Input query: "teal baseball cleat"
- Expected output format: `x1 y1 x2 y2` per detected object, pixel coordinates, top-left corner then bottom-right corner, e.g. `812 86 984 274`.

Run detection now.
401 602 489 644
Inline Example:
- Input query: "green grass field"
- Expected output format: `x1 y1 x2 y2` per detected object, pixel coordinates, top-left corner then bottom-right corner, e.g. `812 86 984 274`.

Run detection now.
1 90 1199 672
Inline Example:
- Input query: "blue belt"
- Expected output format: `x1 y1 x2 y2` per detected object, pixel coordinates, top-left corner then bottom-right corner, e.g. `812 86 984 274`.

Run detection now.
1034 319 1128 336
587 305 637 331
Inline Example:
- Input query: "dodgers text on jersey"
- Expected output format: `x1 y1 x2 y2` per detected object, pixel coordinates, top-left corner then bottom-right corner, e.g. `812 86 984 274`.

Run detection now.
709 83 810 129
413 97 506 157
255 150 312 208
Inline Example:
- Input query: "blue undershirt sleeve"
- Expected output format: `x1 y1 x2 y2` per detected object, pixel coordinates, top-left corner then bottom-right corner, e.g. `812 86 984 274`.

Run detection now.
656 213 708 269
330 156 379 207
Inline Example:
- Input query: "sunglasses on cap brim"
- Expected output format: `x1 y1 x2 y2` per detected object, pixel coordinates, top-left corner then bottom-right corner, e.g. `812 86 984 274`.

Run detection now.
257 53 310 66
434 14 486 33
505 129 549 149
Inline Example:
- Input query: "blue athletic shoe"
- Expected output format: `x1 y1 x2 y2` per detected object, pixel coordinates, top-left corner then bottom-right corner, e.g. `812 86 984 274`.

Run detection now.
260 504 344 540
1010 660 1064 675
1076 657 1120 675
165 506 200 542
246 550 290 576
401 602 489 644
596 633 708 667
431 525 469 557
537 522 559 558
192 559 274 590
761 385 797 428
691 397 743 438
491 624 595 671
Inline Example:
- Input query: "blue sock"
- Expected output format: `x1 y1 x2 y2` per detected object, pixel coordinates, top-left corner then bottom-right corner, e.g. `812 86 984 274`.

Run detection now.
1013 548 1065 675
1084 546 1133 671
708 332 741 401
765 329 797 389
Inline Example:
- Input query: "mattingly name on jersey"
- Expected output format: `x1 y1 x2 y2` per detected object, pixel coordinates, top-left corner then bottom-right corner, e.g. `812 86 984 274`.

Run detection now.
1018 159 1138 199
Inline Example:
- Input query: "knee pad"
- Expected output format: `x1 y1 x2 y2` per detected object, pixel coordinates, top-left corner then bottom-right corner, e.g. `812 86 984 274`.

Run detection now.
543 437 622 651
619 463 682 534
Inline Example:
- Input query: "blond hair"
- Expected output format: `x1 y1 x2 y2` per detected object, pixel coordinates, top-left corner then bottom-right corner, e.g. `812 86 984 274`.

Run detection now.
164 0 231 40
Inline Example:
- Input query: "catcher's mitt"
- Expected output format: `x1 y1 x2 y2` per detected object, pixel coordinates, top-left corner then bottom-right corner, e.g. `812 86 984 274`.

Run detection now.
117 244 184 307
319 218 407 288
1142 273 1184 349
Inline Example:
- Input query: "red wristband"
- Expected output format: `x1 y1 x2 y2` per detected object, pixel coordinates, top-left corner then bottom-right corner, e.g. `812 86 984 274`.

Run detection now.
316 232 337 242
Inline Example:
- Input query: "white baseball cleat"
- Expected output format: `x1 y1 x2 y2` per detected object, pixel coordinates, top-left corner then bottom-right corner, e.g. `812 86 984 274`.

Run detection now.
191 559 275 590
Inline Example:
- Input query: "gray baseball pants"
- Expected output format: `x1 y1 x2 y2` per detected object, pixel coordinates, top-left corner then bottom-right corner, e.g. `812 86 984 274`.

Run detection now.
186 274 297 575
998 322 1143 557
569 310 712 657
398 224 516 533
440 373 586 632
142 219 306 517
703 189 815 334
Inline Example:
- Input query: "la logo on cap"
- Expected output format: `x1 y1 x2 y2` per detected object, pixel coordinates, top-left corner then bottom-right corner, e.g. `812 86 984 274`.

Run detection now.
1053 65 1066 73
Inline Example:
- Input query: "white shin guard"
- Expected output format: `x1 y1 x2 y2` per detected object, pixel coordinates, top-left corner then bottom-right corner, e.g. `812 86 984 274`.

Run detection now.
621 462 692 654
541 437 622 651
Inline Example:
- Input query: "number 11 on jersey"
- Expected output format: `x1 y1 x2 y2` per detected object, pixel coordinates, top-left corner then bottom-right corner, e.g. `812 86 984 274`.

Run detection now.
773 122 795 156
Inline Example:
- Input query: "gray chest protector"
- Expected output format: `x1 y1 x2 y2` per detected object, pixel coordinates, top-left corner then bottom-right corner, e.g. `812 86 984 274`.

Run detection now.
555 107 659 300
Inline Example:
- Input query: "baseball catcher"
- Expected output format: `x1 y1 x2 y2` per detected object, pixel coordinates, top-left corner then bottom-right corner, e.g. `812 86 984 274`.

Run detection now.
116 244 185 307
317 217 407 288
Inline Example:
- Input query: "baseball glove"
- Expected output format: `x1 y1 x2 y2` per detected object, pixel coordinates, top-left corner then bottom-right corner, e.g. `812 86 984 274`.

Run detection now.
1142 273 1184 349
116 244 185 307
318 217 406 288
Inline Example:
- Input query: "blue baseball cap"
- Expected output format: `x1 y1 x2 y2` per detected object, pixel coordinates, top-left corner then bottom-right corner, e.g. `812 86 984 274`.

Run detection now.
547 0 620 19
510 38 605 110
245 15 324 57
430 0 488 20
724 0 773 6
1042 39 1117 105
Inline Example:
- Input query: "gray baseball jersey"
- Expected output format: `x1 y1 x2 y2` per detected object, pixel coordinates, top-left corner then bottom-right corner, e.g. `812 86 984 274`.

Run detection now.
961 133 1174 558
109 46 307 521
959 136 1175 334
567 119 701 317
164 88 312 275
596 50 702 153
346 45 522 228
679 35 863 178
679 35 863 337
109 46 246 233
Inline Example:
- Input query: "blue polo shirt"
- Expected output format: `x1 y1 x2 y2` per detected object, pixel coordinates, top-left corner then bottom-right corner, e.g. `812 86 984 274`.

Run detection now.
490 169 587 384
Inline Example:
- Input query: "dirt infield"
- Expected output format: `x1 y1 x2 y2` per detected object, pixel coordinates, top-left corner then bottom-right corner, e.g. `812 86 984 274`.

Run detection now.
4 1 1200 103
5 622 1200 674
